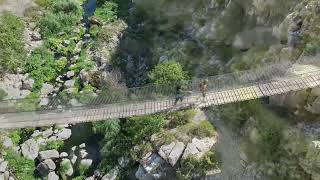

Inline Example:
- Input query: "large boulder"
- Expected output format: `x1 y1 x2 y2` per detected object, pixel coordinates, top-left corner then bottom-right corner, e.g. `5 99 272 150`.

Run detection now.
41 83 54 95
22 79 34 90
38 150 59 161
0 161 8 172
21 139 39 160
64 80 75 89
37 159 56 176
192 137 216 152
182 143 200 159
80 159 93 167
3 137 13 148
56 128 72 140
48 172 59 180
159 142 185 167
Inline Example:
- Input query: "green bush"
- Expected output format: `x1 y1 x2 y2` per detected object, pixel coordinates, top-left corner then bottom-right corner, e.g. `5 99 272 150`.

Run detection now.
38 0 82 38
40 140 64 151
94 1 118 23
178 121 216 138
0 89 7 100
25 48 67 91
4 150 36 180
125 114 165 144
148 61 188 85
177 152 219 180
9 130 21 145
0 13 26 72
167 109 196 128
130 142 153 161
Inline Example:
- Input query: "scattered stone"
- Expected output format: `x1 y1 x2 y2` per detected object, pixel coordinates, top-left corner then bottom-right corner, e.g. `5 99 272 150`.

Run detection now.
0 161 8 172
39 97 49 106
21 139 39 160
79 149 88 159
36 137 46 146
79 143 86 148
0 174 4 180
158 142 175 161
22 79 34 90
31 32 42 41
31 130 42 138
84 34 91 38
182 143 200 159
64 80 75 89
60 152 68 158
102 166 119 180
48 136 57 141
66 71 75 78
135 165 153 180
60 159 74 177
70 154 78 165
56 128 72 140
41 83 54 95
38 150 59 161
80 159 93 167
85 176 94 180
48 172 59 180
118 157 130 168
71 146 77 152
4 171 9 180
192 137 216 152
37 159 56 176
167 142 185 166
3 137 13 148
70 99 82 107
42 128 54 138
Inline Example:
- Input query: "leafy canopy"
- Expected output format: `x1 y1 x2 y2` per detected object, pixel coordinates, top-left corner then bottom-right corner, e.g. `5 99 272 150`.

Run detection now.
148 61 188 84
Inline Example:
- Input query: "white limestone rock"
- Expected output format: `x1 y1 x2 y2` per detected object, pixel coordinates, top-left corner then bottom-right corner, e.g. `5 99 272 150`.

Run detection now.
21 139 39 160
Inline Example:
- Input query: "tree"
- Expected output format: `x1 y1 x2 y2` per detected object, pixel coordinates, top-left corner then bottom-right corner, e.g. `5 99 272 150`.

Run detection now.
148 61 188 85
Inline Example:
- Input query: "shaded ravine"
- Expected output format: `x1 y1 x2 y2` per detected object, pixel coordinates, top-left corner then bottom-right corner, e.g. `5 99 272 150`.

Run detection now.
205 108 264 180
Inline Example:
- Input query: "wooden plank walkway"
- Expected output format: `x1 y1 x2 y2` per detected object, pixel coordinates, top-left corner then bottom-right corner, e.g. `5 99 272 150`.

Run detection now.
0 70 320 129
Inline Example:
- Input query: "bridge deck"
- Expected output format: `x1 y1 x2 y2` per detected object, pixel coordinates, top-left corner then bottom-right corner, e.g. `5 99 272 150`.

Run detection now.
1 70 320 129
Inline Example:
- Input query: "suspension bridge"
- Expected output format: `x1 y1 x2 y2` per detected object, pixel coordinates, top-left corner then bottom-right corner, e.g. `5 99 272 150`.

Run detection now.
0 59 320 129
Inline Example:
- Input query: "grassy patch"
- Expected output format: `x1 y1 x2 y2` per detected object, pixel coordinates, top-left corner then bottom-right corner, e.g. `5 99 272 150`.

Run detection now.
4 150 36 180
40 140 64 151
178 121 216 138
0 13 26 73
166 109 196 128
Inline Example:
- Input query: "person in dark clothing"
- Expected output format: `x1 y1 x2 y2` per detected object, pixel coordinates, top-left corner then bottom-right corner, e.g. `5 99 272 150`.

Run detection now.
174 85 184 104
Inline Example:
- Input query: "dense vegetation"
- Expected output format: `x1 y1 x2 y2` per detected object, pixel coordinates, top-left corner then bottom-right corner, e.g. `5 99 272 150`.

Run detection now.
0 13 26 73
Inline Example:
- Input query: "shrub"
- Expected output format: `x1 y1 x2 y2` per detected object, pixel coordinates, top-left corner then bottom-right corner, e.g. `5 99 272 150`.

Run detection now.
130 142 153 161
167 109 196 128
9 130 21 145
40 140 64 151
94 1 118 23
177 152 219 180
125 114 165 144
178 121 216 138
4 150 36 180
148 61 188 85
0 13 26 72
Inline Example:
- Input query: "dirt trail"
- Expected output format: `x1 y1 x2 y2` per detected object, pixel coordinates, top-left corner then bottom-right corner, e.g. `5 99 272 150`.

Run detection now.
205 108 264 180
0 0 35 17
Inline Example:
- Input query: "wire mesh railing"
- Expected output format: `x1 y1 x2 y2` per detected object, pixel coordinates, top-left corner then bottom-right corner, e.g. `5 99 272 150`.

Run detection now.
0 59 318 114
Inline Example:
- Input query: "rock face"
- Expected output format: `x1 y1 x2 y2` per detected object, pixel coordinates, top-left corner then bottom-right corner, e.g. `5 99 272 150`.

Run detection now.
38 150 59 161
21 139 39 160
182 143 200 159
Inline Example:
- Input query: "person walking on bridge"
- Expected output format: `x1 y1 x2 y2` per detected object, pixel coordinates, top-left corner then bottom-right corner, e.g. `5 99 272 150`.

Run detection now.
174 85 184 105
199 79 209 101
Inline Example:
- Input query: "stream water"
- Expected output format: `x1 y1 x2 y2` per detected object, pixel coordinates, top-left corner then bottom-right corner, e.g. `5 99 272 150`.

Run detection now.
82 0 97 27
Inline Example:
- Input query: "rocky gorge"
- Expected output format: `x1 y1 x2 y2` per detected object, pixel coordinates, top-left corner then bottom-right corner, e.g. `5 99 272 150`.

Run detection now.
0 0 320 180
